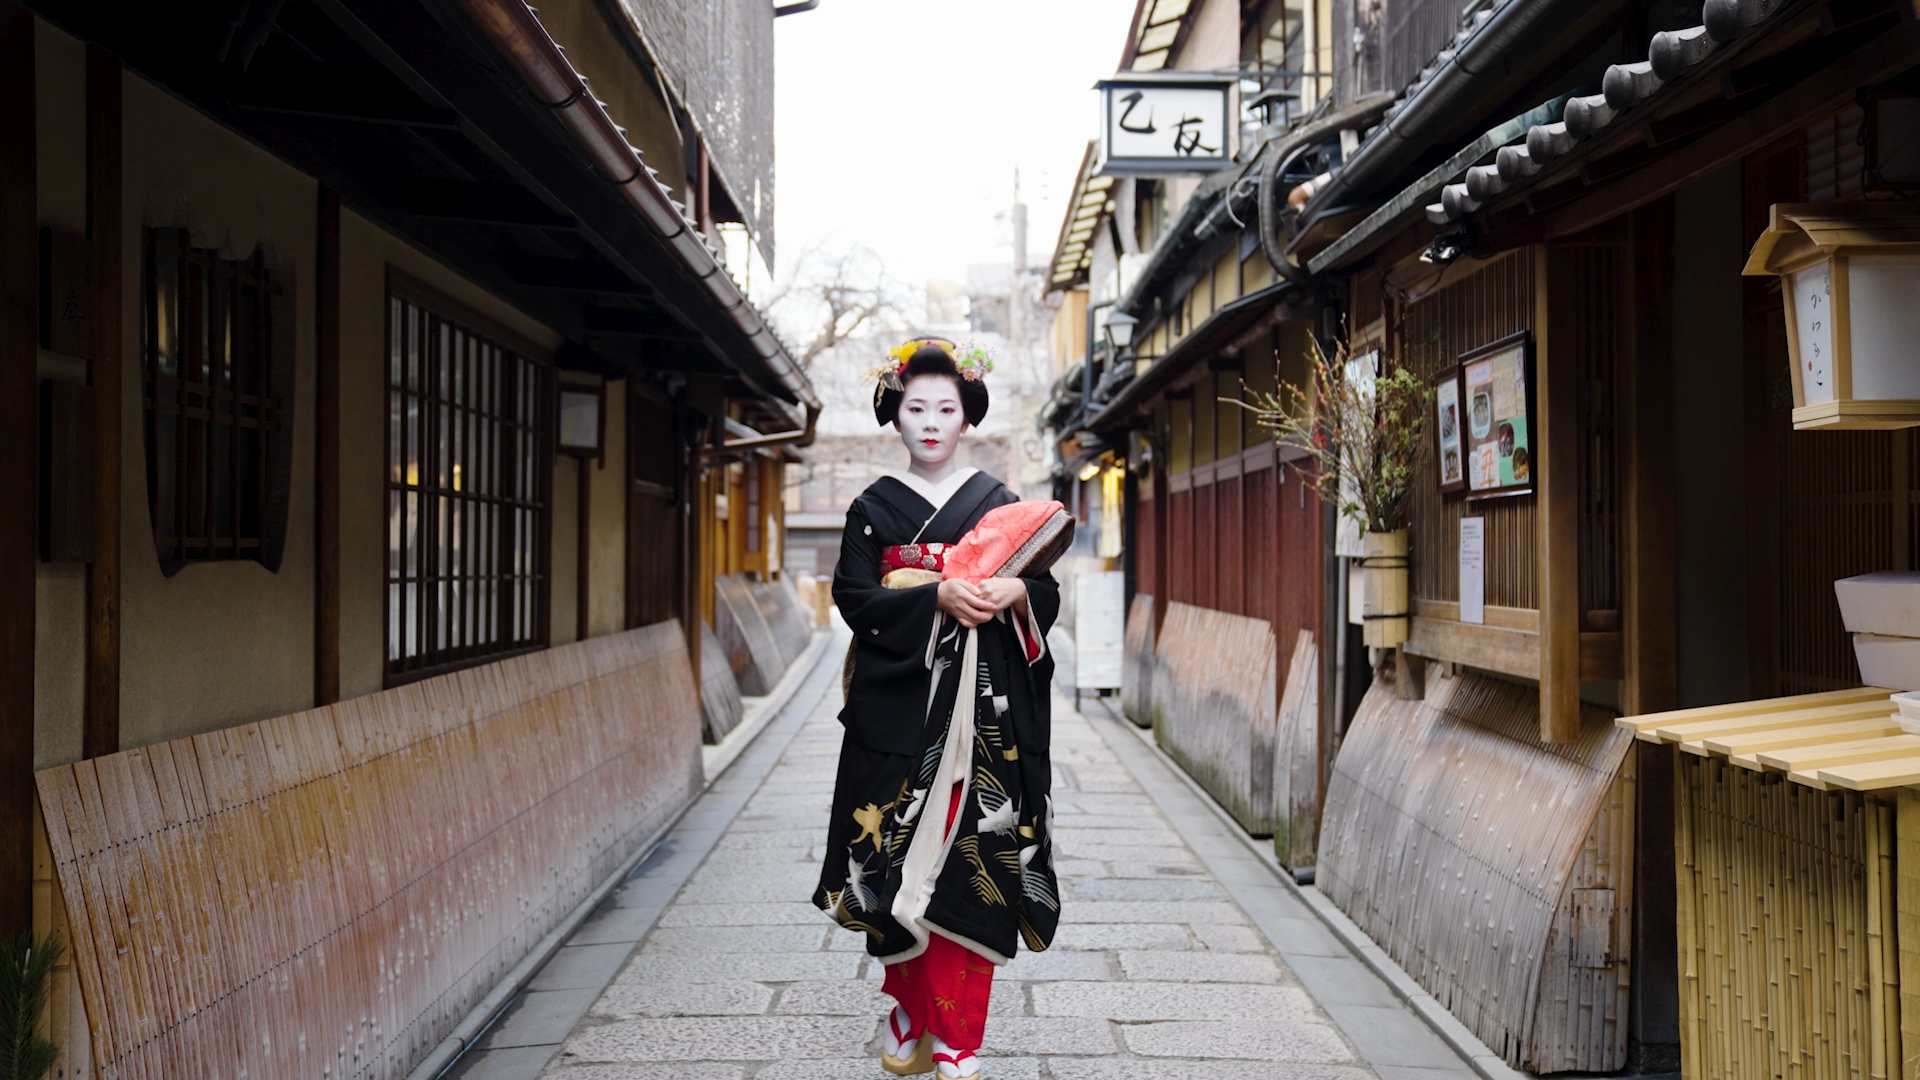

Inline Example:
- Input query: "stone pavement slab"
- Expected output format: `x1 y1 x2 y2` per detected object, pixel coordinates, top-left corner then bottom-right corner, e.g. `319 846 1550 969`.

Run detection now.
453 627 1486 1079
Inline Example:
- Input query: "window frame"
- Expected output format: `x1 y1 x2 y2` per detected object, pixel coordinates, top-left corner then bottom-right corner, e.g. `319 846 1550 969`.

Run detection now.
140 228 292 575
383 268 555 686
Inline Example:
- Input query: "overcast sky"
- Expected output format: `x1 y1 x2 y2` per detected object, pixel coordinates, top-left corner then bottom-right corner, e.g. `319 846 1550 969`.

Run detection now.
772 0 1137 292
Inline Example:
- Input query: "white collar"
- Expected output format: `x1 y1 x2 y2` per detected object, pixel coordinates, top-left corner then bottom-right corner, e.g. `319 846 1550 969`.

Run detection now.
888 467 979 513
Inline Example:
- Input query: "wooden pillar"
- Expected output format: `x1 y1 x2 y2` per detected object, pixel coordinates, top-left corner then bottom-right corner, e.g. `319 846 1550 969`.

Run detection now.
315 187 340 705
576 456 591 641
84 45 121 759
1537 244 1582 744
0 9 36 936
1625 199 1677 718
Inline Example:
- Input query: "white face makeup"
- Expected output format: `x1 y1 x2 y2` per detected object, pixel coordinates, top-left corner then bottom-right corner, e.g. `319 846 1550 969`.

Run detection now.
893 373 969 475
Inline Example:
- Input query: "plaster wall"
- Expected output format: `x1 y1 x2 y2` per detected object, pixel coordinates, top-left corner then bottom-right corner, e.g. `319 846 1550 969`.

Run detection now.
587 382 628 637
552 457 580 647
1671 165 1749 707
336 210 562 697
114 73 318 750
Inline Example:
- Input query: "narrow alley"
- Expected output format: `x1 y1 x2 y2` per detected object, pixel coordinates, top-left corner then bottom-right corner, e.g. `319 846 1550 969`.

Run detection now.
443 633 1494 1080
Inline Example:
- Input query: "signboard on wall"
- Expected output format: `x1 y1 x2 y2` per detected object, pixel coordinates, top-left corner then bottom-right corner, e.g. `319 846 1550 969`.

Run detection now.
1095 73 1234 177
1457 332 1534 499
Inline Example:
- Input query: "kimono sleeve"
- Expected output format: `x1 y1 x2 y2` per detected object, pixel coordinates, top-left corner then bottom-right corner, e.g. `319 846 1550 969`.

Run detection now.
1011 570 1061 664
832 502 938 659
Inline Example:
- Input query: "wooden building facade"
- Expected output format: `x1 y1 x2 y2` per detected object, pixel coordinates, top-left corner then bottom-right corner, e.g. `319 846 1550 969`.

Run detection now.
1283 0 1920 1072
5 0 818 1075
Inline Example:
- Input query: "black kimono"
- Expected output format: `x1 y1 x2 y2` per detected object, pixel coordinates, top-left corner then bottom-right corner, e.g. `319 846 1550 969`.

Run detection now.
814 471 1062 964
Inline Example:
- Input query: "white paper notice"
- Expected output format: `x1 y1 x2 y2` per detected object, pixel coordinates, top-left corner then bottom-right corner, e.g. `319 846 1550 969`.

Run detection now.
1459 517 1486 625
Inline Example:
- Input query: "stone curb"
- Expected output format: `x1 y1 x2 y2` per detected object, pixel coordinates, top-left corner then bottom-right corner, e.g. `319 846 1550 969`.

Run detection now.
1105 708 1528 1080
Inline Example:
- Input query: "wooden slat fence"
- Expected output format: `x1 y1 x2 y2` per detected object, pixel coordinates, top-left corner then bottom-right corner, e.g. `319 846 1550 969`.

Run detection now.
34 621 703 1080
1316 666 1635 1071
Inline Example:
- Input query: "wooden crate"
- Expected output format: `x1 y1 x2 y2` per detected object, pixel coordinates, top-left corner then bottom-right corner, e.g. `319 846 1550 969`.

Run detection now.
33 621 702 1080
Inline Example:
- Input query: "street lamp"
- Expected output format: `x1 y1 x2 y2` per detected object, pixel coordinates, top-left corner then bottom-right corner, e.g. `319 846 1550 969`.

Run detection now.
1104 310 1137 353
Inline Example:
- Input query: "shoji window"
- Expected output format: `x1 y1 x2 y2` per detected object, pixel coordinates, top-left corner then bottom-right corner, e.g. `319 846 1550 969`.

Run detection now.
386 279 551 681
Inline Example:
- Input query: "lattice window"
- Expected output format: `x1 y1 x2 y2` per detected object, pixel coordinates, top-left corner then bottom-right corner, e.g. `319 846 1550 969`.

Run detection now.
1805 103 1866 203
386 283 551 681
141 229 292 575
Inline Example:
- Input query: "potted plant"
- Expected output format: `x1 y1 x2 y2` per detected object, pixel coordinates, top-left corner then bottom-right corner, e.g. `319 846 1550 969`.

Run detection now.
1229 335 1429 648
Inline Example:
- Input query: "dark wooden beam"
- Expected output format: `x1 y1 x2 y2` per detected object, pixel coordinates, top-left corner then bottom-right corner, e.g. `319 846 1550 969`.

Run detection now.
511 255 650 295
231 62 460 127
1624 197 1676 718
582 305 701 341
1 7 36 937
316 186 341 706
1549 21 1920 238
84 45 122 762
399 178 576 228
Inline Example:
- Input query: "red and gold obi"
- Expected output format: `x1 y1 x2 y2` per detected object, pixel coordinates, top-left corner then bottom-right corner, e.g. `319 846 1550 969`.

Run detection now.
882 543 949 574
880 543 948 590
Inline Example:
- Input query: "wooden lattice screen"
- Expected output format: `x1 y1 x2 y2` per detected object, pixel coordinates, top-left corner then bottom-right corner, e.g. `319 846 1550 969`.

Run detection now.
1401 248 1538 609
35 623 702 1080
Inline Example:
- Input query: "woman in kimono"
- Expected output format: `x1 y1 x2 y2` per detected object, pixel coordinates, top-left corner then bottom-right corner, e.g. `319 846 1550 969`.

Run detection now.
814 339 1062 1079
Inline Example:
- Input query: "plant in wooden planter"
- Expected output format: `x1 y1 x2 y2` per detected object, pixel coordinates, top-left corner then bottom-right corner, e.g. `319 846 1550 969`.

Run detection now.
0 932 64 1080
1230 335 1429 648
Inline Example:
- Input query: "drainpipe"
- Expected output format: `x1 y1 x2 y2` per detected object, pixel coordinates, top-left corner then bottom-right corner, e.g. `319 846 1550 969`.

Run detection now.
720 404 820 452
456 0 820 412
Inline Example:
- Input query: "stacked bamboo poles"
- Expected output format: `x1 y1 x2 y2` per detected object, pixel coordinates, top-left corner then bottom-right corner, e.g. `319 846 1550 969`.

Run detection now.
1316 666 1636 1072
33 621 702 1080
1674 756 1902 1080
1150 602 1281 835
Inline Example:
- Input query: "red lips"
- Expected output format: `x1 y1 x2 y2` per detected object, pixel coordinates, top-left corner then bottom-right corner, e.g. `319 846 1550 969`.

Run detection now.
922 439 940 447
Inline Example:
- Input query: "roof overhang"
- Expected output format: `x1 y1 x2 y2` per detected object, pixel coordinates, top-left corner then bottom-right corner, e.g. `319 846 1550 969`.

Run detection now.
1086 280 1313 430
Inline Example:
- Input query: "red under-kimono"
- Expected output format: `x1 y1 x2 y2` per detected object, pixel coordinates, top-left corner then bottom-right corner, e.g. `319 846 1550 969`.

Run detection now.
882 781 993 1049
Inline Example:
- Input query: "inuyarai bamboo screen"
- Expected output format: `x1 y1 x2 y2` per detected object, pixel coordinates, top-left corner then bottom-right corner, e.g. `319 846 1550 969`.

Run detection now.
387 286 551 681
141 229 291 575
34 623 704 1080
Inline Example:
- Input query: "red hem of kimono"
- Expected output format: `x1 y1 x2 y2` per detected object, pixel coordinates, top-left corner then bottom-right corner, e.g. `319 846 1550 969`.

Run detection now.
882 781 994 1050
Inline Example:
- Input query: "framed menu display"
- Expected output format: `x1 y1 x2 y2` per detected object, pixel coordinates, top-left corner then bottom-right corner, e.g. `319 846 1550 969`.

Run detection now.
1458 331 1533 499
1434 366 1465 493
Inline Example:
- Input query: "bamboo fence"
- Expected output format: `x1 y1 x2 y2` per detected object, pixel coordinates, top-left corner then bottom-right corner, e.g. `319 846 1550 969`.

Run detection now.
1121 593 1155 729
33 621 702 1080
697 619 745 744
1151 601 1280 836
1316 666 1636 1071
1675 757 1902 1080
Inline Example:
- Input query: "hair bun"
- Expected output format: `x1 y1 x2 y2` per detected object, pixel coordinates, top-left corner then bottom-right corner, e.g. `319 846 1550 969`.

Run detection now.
872 338 990 428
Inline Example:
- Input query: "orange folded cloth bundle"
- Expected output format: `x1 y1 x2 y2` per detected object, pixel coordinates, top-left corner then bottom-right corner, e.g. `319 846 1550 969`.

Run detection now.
941 500 1075 584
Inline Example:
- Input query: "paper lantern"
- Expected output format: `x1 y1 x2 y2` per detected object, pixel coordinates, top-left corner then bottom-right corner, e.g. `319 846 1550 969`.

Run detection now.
1742 202 1920 430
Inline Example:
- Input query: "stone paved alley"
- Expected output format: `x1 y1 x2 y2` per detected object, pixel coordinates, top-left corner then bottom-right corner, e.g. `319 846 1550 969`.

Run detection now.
445 633 1493 1080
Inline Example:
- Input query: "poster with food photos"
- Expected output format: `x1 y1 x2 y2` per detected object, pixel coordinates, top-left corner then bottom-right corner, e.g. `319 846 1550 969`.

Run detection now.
1434 369 1465 493
1459 332 1533 499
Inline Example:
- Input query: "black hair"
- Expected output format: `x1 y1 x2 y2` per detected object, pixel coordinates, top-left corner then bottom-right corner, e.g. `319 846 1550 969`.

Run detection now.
873 342 990 427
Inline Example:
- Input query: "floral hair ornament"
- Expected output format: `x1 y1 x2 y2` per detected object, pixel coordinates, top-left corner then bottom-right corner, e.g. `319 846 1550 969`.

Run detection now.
864 336 963 401
951 338 995 382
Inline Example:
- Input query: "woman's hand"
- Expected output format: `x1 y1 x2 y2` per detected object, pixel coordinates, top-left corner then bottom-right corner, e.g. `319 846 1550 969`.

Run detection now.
973 578 1028 616
938 578 998 628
